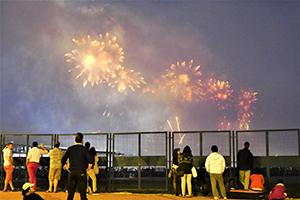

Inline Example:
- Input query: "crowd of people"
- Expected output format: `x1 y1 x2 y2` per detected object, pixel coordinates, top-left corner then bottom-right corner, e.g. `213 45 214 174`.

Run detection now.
2 136 289 200
170 142 288 199
2 132 99 200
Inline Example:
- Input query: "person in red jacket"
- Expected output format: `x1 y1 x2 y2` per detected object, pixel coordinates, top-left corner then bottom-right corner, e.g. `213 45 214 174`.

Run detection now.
250 168 264 191
268 179 287 200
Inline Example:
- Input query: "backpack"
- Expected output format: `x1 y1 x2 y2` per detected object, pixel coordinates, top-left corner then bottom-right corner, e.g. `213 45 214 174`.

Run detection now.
225 178 239 191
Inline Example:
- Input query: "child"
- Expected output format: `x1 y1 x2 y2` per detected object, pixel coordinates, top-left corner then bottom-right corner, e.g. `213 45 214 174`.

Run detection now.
22 183 44 200
250 168 264 191
268 179 287 200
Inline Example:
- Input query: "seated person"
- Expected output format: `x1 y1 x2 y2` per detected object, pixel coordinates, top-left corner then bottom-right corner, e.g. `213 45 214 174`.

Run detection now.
22 183 44 200
269 179 287 200
250 168 264 191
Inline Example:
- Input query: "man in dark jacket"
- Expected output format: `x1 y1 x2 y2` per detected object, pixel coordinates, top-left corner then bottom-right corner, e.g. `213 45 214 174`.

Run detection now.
237 141 253 190
62 132 93 200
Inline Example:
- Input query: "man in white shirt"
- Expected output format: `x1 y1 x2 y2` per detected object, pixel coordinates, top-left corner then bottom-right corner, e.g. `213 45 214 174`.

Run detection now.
205 145 227 200
26 141 48 191
2 142 15 192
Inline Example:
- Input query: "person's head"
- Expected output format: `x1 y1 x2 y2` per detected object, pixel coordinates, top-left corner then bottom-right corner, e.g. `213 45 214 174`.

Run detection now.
54 141 60 148
75 132 83 143
253 168 260 174
85 142 91 149
32 141 38 147
211 145 218 153
7 142 14 149
277 179 284 184
173 148 180 157
22 182 35 196
183 145 191 154
244 141 250 148
90 147 96 156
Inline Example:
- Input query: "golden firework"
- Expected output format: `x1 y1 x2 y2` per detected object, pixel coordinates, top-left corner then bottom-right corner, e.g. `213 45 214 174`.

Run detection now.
65 33 124 87
108 66 146 92
160 60 203 102
205 78 233 110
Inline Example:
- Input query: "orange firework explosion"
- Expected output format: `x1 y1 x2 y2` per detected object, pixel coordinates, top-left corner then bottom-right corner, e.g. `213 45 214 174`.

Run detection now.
205 78 233 110
159 60 203 102
108 66 146 92
235 90 258 130
65 33 124 87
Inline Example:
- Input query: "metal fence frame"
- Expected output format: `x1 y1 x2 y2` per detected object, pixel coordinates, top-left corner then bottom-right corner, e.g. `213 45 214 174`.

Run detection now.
0 129 299 196
111 131 169 192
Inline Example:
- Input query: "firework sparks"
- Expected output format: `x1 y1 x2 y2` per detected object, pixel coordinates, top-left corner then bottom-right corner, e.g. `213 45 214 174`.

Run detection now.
235 90 258 130
205 78 233 110
65 33 124 87
218 116 231 130
108 66 146 92
156 60 203 102
167 117 185 144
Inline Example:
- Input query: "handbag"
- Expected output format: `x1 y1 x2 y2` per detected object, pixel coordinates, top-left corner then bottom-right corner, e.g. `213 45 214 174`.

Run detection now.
191 166 198 178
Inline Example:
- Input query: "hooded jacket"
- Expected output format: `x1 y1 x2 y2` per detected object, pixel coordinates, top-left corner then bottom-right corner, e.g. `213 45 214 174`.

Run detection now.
205 152 225 174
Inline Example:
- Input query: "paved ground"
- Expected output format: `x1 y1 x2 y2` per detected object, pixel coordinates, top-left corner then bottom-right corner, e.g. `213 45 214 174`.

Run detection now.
1 191 300 200
0 191 211 200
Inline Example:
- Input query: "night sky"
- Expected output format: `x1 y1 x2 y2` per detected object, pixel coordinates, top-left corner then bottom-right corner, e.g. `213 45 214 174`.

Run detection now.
1 1 299 134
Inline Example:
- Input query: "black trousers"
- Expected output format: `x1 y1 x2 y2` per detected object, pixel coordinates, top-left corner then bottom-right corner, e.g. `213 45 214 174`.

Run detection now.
67 170 88 200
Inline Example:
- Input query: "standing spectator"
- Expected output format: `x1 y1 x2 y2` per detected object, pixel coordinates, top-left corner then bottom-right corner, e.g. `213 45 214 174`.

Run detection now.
61 132 93 200
87 147 99 193
268 179 287 200
26 141 48 191
171 148 181 196
237 141 253 190
47 141 64 193
250 168 264 191
2 141 15 192
178 145 193 197
84 142 95 194
205 145 227 199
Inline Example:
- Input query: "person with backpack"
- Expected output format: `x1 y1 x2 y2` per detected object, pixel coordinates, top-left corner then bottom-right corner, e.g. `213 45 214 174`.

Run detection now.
178 145 194 197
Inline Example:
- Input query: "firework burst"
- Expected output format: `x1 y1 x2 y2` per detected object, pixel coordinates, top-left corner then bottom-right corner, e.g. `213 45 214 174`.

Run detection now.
65 33 124 87
235 90 258 130
204 78 233 110
108 66 146 92
158 60 203 102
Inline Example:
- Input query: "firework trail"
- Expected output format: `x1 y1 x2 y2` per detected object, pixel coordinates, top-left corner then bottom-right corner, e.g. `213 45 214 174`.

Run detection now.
167 117 185 144
235 90 258 130
204 78 233 110
108 66 146 92
146 60 203 102
65 33 124 87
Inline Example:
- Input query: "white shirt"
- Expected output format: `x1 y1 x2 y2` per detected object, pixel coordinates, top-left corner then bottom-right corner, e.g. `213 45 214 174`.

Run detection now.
205 152 226 174
27 147 48 163
3 148 13 166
